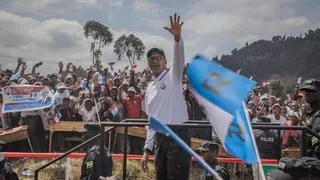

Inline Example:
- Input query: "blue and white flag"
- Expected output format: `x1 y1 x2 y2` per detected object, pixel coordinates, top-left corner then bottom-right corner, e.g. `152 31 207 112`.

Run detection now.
186 55 258 164
80 79 87 89
150 117 222 180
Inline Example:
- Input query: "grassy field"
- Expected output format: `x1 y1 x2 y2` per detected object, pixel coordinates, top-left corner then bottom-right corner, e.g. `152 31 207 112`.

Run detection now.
11 158 253 180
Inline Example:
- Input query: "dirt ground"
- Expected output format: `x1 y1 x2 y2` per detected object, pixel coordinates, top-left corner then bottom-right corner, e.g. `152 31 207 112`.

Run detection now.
11 158 253 180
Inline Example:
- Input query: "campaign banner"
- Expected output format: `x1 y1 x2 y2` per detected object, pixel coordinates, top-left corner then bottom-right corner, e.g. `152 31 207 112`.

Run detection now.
2 85 54 113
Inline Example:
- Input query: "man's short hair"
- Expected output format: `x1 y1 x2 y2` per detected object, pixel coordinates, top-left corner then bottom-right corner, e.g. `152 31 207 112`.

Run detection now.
147 48 166 60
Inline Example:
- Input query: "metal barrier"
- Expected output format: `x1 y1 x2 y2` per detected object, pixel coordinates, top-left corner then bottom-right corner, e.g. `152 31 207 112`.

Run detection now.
33 119 320 180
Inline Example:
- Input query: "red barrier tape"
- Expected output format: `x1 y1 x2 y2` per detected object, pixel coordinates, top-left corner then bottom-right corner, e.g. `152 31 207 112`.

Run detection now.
2 152 278 164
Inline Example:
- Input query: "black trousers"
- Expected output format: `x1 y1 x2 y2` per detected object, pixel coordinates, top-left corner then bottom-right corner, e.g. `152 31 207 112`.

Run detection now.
129 136 144 154
155 127 191 180
25 115 46 152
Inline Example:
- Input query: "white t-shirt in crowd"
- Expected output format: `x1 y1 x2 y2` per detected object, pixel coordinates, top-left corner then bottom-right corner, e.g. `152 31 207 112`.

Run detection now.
79 107 98 122
266 114 286 125
54 90 70 106
266 114 287 136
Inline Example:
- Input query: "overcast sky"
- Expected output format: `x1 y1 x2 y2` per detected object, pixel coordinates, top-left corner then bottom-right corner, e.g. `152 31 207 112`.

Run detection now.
0 0 319 74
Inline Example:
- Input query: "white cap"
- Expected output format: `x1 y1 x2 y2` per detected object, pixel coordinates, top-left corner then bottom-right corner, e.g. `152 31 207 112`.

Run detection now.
56 82 67 90
128 87 136 92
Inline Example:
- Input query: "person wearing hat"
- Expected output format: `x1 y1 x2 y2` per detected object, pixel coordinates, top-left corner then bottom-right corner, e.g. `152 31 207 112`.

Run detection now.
267 103 287 125
41 77 50 87
265 103 287 139
120 80 130 99
122 87 142 119
121 86 144 154
54 82 70 106
300 79 320 158
65 74 75 87
140 13 191 180
197 141 230 180
48 73 59 90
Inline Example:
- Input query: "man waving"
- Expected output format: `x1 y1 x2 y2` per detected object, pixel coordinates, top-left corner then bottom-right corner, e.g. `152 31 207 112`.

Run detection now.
140 13 190 180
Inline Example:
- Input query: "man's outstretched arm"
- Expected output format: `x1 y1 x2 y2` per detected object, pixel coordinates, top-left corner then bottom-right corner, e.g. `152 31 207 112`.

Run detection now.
164 13 185 82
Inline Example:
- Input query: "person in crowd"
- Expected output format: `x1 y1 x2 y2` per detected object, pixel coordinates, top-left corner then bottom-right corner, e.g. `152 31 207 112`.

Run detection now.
48 73 59 90
54 82 70 106
78 98 99 122
267 103 287 125
59 98 82 121
22 110 46 152
120 80 129 99
122 87 142 119
140 13 191 180
121 86 144 154
282 113 300 148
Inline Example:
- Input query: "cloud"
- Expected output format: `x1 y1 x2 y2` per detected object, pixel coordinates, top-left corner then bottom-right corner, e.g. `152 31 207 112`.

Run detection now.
0 11 90 70
1 0 319 74
184 12 242 34
182 0 318 55
133 0 160 12
185 0 312 36
203 46 217 57
0 11 180 73
7 0 100 14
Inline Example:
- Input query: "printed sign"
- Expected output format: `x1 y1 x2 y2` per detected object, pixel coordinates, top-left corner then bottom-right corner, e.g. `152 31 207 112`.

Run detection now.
2 85 54 113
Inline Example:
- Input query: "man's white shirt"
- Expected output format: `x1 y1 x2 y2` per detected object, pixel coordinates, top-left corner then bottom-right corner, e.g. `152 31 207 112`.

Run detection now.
144 39 188 151
266 114 287 136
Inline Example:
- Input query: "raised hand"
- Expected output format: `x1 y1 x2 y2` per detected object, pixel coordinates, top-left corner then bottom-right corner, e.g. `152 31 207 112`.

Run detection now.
72 65 76 72
164 13 184 42
34 62 43 68
58 61 63 70
17 57 24 65
21 62 27 72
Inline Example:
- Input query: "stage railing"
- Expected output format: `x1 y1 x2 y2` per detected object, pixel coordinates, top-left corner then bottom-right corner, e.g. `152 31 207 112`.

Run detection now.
33 119 320 180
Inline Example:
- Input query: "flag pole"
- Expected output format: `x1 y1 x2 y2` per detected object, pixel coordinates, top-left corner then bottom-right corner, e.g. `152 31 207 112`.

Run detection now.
93 98 102 126
242 102 266 180
150 118 223 180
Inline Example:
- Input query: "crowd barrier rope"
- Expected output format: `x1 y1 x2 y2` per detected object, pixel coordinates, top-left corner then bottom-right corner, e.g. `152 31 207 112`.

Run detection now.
3 152 278 164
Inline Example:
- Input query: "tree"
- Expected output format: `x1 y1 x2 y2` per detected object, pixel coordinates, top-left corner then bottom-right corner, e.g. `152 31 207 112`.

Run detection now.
84 20 113 71
74 65 87 78
212 55 219 61
231 48 237 55
269 80 285 98
113 34 146 67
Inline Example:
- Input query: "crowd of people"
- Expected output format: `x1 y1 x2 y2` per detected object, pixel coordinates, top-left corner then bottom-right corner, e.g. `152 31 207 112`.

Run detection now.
247 83 308 158
0 57 310 156
0 57 152 153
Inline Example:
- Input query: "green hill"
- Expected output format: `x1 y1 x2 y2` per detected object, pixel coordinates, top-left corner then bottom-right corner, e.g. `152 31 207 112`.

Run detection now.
219 29 320 86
